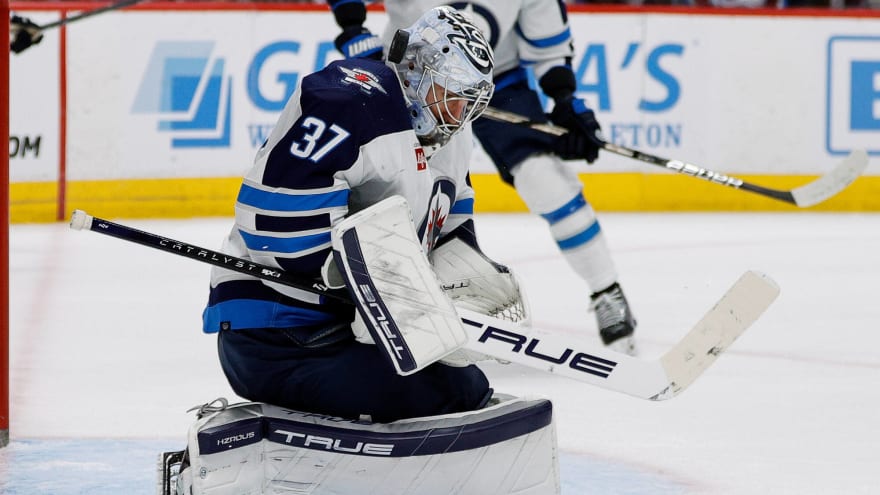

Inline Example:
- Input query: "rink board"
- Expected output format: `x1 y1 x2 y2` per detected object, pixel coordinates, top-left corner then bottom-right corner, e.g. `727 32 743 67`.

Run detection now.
8 4 880 221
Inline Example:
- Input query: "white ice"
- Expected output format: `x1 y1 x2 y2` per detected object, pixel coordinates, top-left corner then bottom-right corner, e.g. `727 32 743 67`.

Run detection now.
5 212 880 493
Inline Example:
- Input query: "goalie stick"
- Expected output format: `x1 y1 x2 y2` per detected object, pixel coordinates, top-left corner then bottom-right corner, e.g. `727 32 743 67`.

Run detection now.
480 106 867 208
456 269 778 400
68 210 351 305
70 210 779 401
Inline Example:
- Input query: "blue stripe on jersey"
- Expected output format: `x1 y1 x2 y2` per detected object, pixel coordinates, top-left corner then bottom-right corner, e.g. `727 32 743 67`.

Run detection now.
450 198 474 215
515 25 571 48
255 212 331 233
202 299 336 333
572 99 590 113
540 194 587 225
239 229 331 254
557 221 602 251
276 249 330 277
237 184 349 212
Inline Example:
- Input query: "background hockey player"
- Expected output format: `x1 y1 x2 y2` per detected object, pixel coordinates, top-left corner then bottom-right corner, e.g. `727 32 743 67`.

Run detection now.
329 0 638 355
203 6 506 423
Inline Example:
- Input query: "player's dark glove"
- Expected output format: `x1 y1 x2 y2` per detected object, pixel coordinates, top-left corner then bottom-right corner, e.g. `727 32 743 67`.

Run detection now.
334 26 383 61
548 96 603 164
10 15 43 54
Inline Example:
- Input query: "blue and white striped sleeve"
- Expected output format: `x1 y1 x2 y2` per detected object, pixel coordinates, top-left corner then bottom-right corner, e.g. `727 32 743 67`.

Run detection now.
516 0 575 81
234 179 350 275
234 59 412 278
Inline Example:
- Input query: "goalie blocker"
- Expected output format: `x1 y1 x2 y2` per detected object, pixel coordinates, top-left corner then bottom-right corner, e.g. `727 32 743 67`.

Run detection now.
160 395 560 495
331 196 466 375
330 195 527 375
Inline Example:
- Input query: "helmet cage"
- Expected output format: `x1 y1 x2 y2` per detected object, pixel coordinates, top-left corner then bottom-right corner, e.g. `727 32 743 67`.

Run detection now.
394 6 495 151
415 64 493 142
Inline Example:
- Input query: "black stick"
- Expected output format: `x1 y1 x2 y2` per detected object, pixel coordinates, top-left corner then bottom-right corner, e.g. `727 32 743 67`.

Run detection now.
69 210 353 306
38 0 146 31
480 107 866 208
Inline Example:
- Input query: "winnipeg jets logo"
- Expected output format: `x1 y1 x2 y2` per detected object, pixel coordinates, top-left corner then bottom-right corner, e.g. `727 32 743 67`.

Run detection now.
425 200 448 251
443 10 493 74
419 179 456 251
339 66 387 95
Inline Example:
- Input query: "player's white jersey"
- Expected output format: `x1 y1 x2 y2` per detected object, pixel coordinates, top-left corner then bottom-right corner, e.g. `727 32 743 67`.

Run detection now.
380 0 573 81
203 57 476 334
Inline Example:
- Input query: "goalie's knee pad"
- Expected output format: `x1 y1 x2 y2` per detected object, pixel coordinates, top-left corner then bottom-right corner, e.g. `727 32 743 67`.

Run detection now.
165 395 560 495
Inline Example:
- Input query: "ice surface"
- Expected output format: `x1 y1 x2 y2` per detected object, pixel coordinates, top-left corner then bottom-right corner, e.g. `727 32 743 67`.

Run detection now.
5 212 879 493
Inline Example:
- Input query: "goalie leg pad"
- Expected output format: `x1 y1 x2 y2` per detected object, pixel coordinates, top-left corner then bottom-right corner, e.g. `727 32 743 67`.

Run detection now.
170 395 560 495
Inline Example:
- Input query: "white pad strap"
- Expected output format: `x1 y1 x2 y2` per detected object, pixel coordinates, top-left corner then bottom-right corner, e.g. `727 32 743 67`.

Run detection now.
331 195 467 376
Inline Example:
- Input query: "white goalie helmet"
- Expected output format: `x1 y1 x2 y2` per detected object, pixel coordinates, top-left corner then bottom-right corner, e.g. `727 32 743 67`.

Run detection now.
389 6 495 154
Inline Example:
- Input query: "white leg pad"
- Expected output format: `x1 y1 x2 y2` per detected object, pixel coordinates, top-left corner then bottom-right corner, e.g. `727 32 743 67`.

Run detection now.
175 396 560 495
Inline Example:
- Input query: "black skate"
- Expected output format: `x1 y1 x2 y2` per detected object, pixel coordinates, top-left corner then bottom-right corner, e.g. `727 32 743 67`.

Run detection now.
590 282 637 356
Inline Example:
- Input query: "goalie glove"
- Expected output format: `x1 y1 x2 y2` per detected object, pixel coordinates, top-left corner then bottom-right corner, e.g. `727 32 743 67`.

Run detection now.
430 238 530 325
429 237 530 367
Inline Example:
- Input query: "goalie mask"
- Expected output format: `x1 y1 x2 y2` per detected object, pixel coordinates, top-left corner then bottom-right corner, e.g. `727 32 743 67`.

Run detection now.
389 6 494 155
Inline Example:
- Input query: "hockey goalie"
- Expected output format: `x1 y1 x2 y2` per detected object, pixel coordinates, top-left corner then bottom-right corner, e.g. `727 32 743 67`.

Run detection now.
162 6 560 495
161 197 560 495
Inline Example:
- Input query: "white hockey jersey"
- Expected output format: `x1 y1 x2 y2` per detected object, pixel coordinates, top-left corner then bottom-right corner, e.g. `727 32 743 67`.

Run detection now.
203 58 477 334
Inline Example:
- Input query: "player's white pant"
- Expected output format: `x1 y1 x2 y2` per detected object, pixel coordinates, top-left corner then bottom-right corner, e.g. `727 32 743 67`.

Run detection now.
168 395 560 495
513 154 618 293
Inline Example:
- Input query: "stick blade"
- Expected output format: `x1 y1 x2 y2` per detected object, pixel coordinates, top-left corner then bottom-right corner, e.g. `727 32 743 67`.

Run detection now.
655 271 780 400
792 150 868 207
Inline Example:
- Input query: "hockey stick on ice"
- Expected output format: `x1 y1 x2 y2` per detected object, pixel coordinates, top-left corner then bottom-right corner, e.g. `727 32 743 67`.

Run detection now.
70 210 779 400
480 107 867 208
